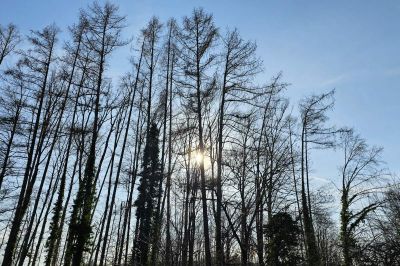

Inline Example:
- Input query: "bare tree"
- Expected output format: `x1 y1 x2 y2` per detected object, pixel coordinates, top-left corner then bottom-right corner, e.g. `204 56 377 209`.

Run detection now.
0 4 396 266
44 16 90 266
0 23 20 65
339 129 385 266
64 3 126 265
298 90 337 265
1 25 58 266
177 8 218 266
0 66 26 192
216 28 261 265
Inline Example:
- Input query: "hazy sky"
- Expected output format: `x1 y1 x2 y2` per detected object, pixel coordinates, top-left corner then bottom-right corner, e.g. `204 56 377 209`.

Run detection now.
1 0 399 192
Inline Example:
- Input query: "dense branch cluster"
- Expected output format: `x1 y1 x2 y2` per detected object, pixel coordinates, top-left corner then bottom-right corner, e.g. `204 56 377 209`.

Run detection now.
0 2 398 266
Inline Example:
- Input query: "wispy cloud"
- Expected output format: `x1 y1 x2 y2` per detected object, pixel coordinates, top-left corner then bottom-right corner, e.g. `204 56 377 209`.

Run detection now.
384 67 400 77
309 175 334 186
319 73 347 87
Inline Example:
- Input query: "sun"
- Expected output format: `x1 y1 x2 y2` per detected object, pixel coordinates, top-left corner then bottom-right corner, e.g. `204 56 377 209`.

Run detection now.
192 150 204 164
190 150 212 169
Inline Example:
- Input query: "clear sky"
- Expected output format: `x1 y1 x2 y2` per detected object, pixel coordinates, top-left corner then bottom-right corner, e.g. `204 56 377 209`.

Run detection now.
1 0 399 187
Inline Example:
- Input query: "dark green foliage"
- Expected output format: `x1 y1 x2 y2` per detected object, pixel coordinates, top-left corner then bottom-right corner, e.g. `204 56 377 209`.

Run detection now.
133 123 162 265
264 212 302 265
64 167 97 265
45 177 65 265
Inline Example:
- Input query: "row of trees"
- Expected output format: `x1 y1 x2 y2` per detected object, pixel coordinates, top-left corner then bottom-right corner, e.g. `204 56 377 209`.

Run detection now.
0 2 398 265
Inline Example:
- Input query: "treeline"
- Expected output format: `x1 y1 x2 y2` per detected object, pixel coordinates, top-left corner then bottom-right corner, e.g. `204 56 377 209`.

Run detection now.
0 2 399 266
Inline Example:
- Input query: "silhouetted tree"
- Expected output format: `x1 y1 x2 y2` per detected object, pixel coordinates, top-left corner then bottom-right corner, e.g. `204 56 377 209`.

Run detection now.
133 122 162 265
0 66 25 192
264 212 302 265
366 186 400 265
64 3 126 265
177 9 218 265
1 25 58 266
45 16 88 266
216 28 261 265
0 23 20 65
299 90 337 265
339 129 385 266
0 4 396 266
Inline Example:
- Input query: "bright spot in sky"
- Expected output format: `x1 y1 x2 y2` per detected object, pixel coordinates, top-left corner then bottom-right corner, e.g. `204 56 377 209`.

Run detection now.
192 151 204 164
191 150 212 169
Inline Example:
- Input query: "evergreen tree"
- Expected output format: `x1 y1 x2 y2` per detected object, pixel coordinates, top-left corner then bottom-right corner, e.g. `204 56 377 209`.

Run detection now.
133 122 162 265
264 212 302 265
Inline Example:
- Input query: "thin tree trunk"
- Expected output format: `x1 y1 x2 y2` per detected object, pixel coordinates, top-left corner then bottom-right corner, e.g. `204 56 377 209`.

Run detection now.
164 39 175 266
98 70 139 265
301 127 320 265
0 87 22 190
1 28 56 266
195 37 212 266
94 113 125 265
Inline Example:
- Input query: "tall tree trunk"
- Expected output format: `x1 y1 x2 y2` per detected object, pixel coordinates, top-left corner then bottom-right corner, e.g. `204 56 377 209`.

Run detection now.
93 112 124 264
301 127 320 265
195 34 212 266
31 157 64 266
117 42 144 266
98 54 140 266
124 96 144 266
1 26 57 266
215 52 227 266
45 49 87 265
165 49 175 266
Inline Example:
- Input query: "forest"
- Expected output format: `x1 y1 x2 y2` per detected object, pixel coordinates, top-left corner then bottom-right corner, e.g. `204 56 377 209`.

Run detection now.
0 2 399 266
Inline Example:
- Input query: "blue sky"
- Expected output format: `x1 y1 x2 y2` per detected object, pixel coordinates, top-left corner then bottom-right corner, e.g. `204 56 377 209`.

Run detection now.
1 0 399 185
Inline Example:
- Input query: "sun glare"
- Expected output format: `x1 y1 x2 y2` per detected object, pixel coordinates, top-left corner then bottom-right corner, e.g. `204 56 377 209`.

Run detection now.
193 151 204 164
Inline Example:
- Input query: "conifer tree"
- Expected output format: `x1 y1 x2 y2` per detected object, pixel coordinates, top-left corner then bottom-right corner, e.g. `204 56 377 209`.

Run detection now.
133 122 162 265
